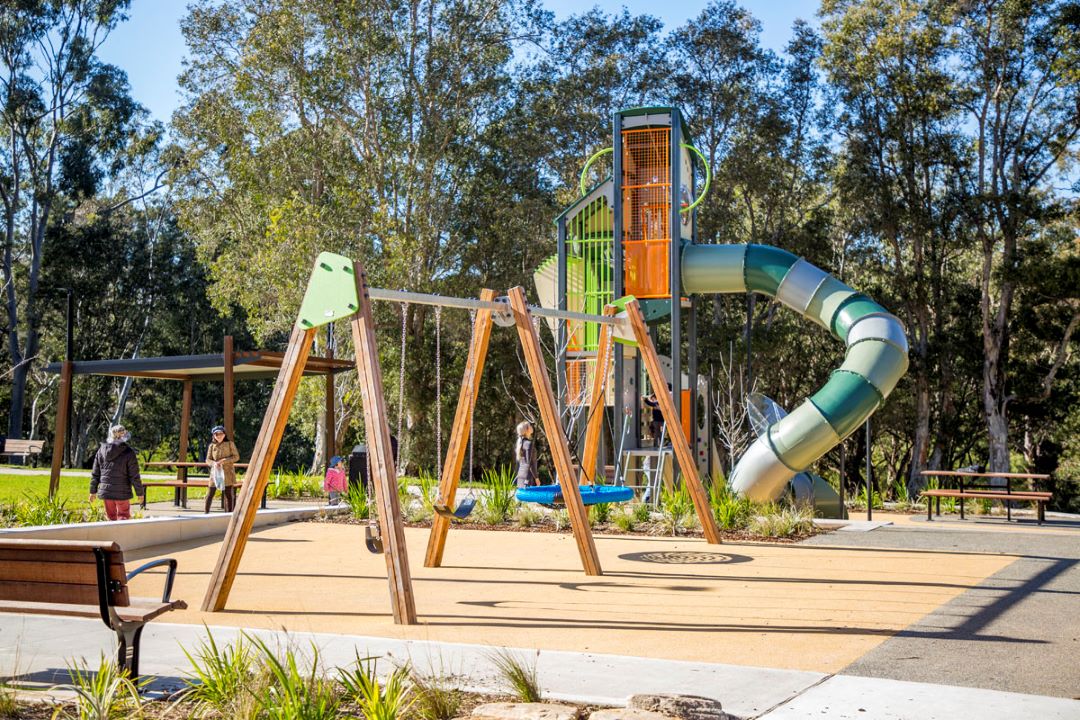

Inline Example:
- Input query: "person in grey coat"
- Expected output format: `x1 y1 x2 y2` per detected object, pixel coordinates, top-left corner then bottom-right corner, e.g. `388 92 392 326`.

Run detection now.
89 425 144 520
515 420 539 489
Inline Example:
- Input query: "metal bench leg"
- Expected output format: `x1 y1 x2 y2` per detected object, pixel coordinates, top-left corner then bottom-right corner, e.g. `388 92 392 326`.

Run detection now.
1007 500 1012 522
959 496 965 519
927 500 932 521
1038 501 1045 525
115 623 144 680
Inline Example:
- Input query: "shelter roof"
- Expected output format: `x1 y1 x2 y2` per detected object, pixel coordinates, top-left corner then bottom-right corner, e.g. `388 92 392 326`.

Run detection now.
43 350 352 382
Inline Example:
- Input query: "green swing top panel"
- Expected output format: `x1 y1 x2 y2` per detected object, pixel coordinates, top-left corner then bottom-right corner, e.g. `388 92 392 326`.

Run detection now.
296 252 360 330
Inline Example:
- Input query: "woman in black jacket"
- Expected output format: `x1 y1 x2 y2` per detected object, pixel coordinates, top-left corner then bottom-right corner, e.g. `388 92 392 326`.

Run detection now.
89 425 145 520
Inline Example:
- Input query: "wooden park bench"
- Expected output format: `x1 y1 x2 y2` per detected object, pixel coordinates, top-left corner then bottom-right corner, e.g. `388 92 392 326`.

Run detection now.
0 438 45 466
920 470 1052 524
0 539 186 678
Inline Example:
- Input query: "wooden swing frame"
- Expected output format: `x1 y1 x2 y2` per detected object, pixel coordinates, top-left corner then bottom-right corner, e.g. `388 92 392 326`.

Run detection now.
202 261 719 623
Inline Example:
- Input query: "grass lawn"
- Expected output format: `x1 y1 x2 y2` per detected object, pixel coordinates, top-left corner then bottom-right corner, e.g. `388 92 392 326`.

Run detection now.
0 472 211 508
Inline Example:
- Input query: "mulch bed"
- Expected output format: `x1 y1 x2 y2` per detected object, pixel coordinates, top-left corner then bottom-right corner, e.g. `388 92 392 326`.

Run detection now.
307 511 823 544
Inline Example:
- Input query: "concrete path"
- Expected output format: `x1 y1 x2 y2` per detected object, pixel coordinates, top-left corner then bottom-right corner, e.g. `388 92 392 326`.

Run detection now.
804 525 1080 698
0 616 1076 719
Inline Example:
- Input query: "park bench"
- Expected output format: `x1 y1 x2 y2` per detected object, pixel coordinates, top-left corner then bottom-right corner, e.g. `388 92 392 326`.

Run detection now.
0 438 45 466
920 470 1052 524
0 539 186 678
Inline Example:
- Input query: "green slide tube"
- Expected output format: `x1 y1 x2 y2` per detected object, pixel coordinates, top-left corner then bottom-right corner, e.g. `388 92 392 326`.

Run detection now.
682 244 909 501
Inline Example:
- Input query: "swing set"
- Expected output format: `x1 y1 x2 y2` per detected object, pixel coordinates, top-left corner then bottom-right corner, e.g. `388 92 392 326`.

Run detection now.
200 253 720 626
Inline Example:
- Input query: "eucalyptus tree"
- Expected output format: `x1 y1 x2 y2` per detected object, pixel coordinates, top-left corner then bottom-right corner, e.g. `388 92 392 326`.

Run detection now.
0 0 143 438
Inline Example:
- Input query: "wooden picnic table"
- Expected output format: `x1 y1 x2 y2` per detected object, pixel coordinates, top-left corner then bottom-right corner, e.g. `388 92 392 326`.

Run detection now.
919 470 1051 522
142 461 252 510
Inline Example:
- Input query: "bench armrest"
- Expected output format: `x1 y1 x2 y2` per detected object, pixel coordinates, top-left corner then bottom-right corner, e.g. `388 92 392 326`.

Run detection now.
126 558 179 602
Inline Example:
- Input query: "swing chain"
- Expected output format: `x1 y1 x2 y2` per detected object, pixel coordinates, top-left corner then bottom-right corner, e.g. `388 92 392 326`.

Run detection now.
435 306 442 480
467 309 476 490
397 302 408 444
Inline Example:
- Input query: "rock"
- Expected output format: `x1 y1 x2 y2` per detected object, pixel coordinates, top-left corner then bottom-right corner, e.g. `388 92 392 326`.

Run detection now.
626 694 730 720
590 709 676 720
472 702 580 720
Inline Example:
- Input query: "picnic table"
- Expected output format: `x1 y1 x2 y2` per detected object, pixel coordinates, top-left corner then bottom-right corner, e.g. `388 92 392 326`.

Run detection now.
142 461 255 510
919 470 1052 523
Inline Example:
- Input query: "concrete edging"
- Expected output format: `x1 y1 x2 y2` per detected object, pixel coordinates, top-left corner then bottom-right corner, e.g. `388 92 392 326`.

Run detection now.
0 505 340 550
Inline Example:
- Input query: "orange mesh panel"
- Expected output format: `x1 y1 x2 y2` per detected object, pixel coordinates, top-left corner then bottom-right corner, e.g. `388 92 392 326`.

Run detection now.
621 128 671 298
566 358 593 407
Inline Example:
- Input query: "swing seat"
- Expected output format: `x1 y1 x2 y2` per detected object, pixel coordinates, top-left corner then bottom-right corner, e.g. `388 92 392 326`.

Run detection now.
516 484 634 506
434 496 477 520
364 525 383 554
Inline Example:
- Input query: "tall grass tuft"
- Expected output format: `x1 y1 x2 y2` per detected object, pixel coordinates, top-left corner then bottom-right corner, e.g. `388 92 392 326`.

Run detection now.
343 486 370 520
488 649 541 703
589 502 612 525
250 637 339 720
478 466 517 525
612 506 636 532
410 666 462 720
54 655 146 720
515 504 542 528
710 483 753 530
657 485 695 536
338 653 414 720
633 501 652 523
749 504 814 538
180 628 262 719
550 509 570 531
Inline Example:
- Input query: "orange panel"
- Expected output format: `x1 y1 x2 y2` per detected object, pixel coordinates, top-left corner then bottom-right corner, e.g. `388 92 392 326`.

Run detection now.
622 127 671 299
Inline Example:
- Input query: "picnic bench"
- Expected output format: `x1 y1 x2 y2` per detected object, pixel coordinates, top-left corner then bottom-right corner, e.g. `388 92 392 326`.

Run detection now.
0 539 186 678
920 470 1052 524
0 438 45 466
142 461 254 510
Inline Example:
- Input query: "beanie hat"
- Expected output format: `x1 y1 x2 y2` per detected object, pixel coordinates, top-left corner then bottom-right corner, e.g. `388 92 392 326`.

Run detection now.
109 425 131 444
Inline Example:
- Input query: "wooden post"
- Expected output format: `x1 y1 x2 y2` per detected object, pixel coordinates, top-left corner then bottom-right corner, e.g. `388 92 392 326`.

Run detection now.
578 306 615 485
508 286 602 576
324 324 336 467
350 260 418 624
177 379 194 507
48 361 73 498
202 325 316 612
424 289 498 568
625 298 722 545
223 335 235 440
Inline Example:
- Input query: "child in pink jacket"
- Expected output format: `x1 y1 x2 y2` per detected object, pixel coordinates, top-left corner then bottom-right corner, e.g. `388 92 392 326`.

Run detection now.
324 456 347 505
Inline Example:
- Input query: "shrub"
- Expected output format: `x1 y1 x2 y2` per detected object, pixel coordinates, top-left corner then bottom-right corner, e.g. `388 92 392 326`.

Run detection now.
633 501 652 523
515 505 542 528
612 507 636 532
550 509 570 531
749 504 814 538
397 476 415 518
267 470 325 500
478 466 517 524
710 484 753 530
180 629 262 719
411 667 462 720
417 470 440 514
55 655 146 720
251 637 338 720
342 486 370 520
338 653 414 720
657 485 695 536
488 649 540 703
589 502 612 525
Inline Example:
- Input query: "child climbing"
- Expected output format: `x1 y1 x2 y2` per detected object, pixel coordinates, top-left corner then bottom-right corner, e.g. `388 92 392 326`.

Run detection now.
515 420 539 488
324 455 347 505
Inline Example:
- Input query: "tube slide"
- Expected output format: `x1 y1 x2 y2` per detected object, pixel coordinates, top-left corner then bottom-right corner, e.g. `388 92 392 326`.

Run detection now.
682 244 909 501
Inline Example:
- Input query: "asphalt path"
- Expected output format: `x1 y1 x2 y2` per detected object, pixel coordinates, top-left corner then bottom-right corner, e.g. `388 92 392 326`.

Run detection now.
802 526 1080 698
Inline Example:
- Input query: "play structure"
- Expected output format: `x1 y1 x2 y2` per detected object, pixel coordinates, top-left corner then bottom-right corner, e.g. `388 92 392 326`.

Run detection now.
536 106 908 507
192 105 905 626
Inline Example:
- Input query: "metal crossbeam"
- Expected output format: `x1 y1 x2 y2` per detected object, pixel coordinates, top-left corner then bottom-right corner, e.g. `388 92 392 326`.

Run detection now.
367 288 617 325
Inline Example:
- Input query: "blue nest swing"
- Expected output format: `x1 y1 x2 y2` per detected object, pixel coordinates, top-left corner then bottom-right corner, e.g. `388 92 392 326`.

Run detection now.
516 484 634 506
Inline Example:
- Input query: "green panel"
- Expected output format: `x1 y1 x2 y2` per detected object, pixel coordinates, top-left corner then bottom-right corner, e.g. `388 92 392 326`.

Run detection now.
839 340 909 398
832 294 887 341
744 244 799 296
805 275 856 333
680 244 746 294
638 298 672 322
295 252 359 329
809 370 882 438
810 474 846 519
768 401 841 471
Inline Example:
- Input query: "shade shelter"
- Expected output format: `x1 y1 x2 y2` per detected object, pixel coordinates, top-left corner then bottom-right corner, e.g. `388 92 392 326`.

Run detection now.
44 336 353 497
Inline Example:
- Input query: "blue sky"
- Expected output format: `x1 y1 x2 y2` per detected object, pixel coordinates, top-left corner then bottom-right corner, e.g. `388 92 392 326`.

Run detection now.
97 0 821 124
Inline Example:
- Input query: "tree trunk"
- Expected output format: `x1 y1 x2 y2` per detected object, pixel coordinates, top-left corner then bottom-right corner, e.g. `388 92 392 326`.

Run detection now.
907 371 931 496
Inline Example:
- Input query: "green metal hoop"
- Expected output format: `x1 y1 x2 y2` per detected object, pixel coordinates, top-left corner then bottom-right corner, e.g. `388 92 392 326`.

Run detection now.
680 143 711 213
577 143 711 213
579 147 614 196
